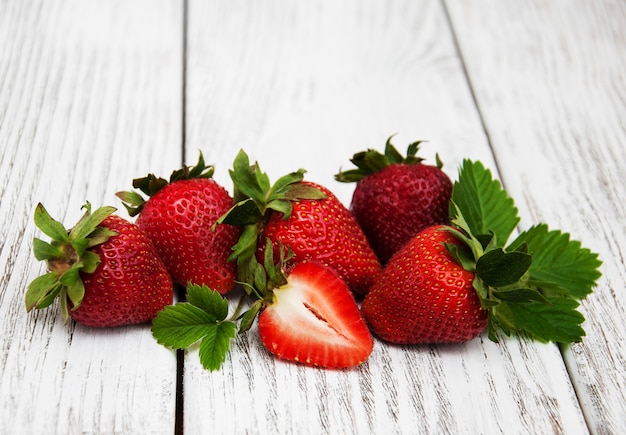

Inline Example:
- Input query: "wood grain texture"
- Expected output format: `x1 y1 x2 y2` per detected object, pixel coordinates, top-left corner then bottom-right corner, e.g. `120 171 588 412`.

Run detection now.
184 1 589 433
0 0 182 433
446 0 626 433
2 0 623 433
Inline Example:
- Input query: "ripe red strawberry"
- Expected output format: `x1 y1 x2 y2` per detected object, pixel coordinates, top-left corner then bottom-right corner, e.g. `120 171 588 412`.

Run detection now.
117 154 239 294
258 261 373 368
26 203 173 327
260 181 381 297
220 150 382 297
336 136 453 264
362 225 488 343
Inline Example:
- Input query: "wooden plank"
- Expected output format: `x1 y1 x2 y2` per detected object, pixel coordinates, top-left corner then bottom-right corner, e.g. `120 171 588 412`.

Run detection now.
184 1 588 433
0 0 182 433
446 0 626 433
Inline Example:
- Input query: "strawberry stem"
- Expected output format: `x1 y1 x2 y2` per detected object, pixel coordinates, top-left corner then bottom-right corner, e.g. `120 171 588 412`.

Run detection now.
335 135 428 182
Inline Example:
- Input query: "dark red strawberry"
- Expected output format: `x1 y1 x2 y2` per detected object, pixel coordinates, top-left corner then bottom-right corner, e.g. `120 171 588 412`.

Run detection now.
362 225 487 343
258 261 373 368
26 203 173 327
117 154 239 294
336 136 453 264
219 150 381 297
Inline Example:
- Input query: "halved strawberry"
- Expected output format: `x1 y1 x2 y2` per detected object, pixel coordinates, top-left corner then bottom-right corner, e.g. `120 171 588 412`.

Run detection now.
258 262 373 368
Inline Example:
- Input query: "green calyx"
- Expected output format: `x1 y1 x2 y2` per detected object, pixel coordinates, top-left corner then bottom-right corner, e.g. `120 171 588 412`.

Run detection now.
215 149 325 284
116 152 215 217
25 202 117 322
335 134 435 183
446 160 602 344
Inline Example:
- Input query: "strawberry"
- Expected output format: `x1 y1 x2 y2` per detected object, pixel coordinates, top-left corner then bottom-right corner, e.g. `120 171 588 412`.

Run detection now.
362 160 602 345
117 153 239 294
257 261 373 368
259 181 381 297
26 203 173 327
362 225 488 343
219 149 381 297
336 136 453 264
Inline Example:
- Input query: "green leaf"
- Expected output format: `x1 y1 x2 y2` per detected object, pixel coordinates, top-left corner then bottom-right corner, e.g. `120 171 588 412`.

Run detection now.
451 160 520 247
32 238 63 261
25 272 60 311
218 199 264 227
487 317 500 342
228 225 260 263
384 135 403 163
152 303 221 349
444 214 484 262
255 165 271 197
186 284 229 322
492 288 550 304
180 151 214 180
132 173 169 198
263 240 289 289
34 203 70 242
502 298 586 343
66 278 85 309
475 248 532 287
36 285 62 310
59 265 81 287
59 287 70 321
71 238 91 257
86 227 117 248
229 150 266 204
334 168 367 183
151 287 239 372
116 190 146 217
70 205 116 240
353 150 387 173
508 224 602 299
81 250 101 274
239 300 263 333
283 183 327 201
252 258 268 293
115 190 145 207
444 242 476 272
269 170 307 199
472 278 490 302
266 199 292 218
406 141 424 161
198 322 238 371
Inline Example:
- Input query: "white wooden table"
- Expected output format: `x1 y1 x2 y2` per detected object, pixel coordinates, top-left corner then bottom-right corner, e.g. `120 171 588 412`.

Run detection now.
1 1 625 434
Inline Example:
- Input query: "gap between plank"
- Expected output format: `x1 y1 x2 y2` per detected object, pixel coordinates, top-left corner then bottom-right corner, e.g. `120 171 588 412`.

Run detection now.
175 1 189 434
439 0 503 181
